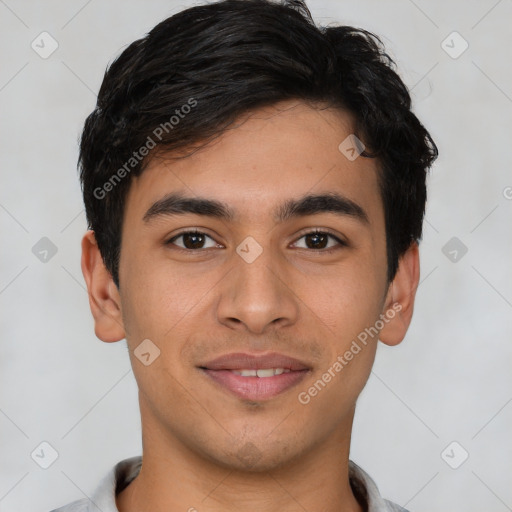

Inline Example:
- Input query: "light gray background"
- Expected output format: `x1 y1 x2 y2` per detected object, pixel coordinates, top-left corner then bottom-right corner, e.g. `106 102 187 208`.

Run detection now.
1 0 511 511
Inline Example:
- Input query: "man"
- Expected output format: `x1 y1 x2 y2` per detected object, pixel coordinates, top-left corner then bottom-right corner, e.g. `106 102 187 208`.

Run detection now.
52 0 437 510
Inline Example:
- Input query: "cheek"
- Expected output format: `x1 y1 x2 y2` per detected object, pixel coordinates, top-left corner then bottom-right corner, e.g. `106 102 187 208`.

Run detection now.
301 262 385 346
119 253 219 347
298 276 382 418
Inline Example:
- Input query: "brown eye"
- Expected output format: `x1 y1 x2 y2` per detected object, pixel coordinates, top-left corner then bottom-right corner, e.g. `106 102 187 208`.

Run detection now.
167 230 218 250
304 232 329 249
293 230 346 251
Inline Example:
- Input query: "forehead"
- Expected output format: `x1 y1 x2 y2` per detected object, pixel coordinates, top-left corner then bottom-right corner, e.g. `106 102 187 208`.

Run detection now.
123 100 383 227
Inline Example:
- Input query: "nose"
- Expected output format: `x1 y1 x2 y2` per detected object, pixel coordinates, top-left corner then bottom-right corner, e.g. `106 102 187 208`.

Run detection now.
216 246 299 335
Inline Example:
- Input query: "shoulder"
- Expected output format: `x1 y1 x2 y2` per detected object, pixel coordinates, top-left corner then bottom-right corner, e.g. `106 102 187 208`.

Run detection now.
383 498 411 511
349 460 411 512
49 498 91 512
48 456 142 512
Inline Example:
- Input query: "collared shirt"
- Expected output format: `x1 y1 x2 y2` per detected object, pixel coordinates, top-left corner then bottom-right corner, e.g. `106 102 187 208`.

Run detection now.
50 456 410 512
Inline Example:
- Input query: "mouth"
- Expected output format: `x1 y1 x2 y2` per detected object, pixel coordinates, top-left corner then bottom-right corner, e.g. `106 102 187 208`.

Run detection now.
198 352 311 401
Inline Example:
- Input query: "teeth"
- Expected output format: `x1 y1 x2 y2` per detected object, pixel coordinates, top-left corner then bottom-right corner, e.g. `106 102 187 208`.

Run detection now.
230 368 291 377
239 369 257 377
256 368 275 378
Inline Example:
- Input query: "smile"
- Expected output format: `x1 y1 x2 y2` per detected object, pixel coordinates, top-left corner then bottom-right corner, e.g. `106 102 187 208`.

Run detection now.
230 368 291 377
200 367 309 401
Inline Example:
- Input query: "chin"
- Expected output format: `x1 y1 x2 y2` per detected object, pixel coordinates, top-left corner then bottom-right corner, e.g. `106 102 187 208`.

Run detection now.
201 437 302 474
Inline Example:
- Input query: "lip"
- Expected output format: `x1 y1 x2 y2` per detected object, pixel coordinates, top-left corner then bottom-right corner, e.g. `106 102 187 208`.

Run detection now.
199 351 311 371
198 352 311 401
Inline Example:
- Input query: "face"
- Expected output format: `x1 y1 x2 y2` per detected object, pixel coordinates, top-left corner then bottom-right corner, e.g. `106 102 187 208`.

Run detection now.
89 99 413 472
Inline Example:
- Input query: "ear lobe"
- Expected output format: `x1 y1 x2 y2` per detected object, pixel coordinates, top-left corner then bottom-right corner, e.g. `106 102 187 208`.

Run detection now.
378 242 420 347
81 230 126 343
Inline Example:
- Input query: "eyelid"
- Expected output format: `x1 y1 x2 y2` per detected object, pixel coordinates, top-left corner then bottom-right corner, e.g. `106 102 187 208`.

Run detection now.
293 227 347 244
166 228 222 249
290 228 348 252
166 227 348 251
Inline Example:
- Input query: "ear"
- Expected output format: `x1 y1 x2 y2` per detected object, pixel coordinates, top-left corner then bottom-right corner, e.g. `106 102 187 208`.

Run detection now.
81 230 125 343
378 241 420 347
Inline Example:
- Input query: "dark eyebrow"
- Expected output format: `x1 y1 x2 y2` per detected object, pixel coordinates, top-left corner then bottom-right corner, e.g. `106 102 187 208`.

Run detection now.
276 192 369 225
143 193 236 222
143 191 369 225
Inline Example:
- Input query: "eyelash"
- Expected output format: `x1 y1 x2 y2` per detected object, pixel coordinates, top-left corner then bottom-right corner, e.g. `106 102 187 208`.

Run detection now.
165 228 347 254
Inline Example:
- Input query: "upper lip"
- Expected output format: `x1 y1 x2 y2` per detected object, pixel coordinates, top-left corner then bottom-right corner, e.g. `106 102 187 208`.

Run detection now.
199 352 311 371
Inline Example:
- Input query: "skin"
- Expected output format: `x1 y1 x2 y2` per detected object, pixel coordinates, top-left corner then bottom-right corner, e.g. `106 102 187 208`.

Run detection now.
81 99 419 512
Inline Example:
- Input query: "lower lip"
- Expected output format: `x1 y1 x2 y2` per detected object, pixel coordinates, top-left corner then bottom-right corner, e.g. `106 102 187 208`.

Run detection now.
200 369 309 401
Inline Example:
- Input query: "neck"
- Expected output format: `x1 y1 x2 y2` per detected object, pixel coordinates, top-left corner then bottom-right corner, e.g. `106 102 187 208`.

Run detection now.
117 402 363 512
